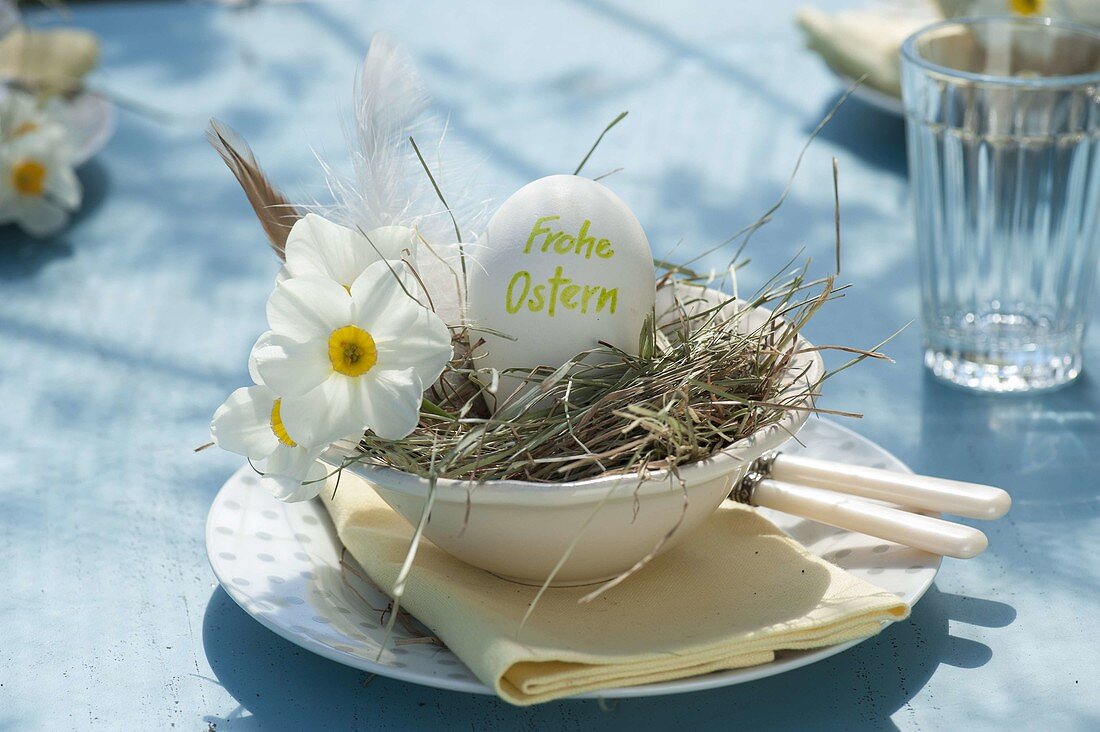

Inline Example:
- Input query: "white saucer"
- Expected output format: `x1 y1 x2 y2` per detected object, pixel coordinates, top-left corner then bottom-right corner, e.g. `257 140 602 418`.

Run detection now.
62 91 116 166
205 419 939 698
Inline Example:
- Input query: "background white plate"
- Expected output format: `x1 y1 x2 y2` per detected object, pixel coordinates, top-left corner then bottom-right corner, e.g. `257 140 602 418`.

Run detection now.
62 91 116 166
205 419 940 698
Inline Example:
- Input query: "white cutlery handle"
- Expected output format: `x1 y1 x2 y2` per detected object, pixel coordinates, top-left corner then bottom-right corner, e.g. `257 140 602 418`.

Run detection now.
752 479 989 559
769 453 1011 520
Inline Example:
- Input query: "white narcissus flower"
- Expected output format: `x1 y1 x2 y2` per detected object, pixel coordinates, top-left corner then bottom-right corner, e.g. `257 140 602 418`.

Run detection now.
0 88 62 142
210 382 330 502
254 259 453 445
279 212 417 289
0 122 80 236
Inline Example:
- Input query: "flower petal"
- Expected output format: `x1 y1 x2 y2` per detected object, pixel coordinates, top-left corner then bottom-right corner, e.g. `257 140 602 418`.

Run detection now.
363 282 429 340
279 375 362 446
253 332 331 397
48 166 81 209
266 275 352 341
262 473 322 503
247 331 276 385
285 214 372 287
253 330 330 396
348 259 424 330
359 369 423 440
210 385 280 459
373 304 452 386
262 445 328 502
7 123 67 157
15 197 67 237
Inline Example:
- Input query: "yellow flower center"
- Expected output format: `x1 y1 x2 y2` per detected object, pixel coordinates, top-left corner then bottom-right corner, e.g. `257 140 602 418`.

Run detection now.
11 159 47 197
12 121 38 137
327 325 377 376
1010 0 1042 14
270 398 297 447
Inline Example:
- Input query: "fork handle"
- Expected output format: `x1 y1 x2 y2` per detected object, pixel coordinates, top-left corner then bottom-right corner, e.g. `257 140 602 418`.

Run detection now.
769 453 1011 520
752 479 989 559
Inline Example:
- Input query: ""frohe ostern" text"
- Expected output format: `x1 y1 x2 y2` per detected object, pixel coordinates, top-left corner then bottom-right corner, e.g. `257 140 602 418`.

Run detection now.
504 215 619 316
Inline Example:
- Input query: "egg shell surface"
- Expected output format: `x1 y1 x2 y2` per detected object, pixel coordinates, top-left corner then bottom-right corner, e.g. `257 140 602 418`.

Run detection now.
466 174 656 395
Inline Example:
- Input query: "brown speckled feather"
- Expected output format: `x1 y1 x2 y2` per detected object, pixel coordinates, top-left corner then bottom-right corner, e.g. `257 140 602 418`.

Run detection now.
206 118 299 260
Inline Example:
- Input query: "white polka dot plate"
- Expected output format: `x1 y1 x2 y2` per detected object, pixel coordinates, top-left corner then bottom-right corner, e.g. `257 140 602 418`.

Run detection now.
205 419 940 698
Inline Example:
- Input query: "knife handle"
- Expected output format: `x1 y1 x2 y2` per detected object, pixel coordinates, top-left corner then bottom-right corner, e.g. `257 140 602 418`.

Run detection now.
768 453 1011 520
752 479 988 559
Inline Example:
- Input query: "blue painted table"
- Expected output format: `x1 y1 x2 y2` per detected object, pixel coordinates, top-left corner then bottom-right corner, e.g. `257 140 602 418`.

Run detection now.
2 1 1097 729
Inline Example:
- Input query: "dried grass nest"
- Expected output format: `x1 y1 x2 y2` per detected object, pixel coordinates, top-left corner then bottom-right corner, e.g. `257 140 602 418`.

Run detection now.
341 259 887 485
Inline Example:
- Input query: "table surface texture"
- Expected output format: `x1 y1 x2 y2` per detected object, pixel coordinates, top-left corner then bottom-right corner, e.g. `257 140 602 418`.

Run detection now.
1 1 1097 729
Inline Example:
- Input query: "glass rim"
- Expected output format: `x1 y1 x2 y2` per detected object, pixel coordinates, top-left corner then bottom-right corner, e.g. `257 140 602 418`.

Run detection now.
901 15 1100 88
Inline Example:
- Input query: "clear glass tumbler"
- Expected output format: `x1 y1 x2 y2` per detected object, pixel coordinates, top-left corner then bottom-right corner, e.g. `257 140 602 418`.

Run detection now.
901 17 1100 392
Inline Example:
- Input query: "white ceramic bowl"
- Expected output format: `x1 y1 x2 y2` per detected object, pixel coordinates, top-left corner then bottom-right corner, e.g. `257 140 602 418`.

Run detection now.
326 286 823 585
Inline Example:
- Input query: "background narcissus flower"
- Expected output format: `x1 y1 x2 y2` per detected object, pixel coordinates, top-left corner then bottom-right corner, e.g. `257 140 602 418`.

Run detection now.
0 93 81 236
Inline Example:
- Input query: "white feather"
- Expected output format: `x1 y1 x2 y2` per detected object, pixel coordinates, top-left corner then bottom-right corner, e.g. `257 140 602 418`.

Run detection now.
323 34 491 237
318 33 495 324
345 33 428 228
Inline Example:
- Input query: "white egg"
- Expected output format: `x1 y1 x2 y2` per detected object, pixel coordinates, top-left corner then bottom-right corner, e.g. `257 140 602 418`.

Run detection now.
466 174 656 402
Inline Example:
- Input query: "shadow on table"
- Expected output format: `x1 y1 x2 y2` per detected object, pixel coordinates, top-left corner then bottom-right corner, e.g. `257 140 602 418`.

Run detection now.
201 583 1013 730
0 160 110 280
561 0 804 119
918 369 1100 521
809 92 907 178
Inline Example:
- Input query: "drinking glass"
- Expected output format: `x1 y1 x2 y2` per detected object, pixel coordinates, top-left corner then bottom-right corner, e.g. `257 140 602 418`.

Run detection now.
901 17 1100 392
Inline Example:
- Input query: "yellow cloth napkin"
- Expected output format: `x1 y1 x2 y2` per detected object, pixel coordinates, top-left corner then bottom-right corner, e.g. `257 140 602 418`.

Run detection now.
0 28 100 95
323 477 909 706
796 4 940 97
798 2 1100 99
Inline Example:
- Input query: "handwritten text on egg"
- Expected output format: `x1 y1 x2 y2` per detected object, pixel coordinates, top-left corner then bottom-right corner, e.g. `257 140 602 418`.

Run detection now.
504 215 619 316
